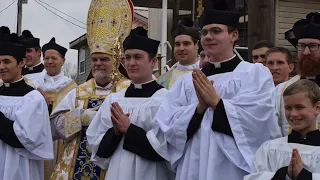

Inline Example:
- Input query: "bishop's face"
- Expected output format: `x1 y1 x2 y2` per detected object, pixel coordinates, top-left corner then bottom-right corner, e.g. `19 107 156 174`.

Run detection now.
0 55 25 83
91 52 113 81
297 38 320 76
284 92 320 135
124 49 156 84
44 49 65 76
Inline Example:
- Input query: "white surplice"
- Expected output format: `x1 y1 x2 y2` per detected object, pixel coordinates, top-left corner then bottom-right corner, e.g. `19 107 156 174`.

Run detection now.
244 137 320 180
0 90 54 180
147 61 281 180
87 88 175 180
25 70 73 92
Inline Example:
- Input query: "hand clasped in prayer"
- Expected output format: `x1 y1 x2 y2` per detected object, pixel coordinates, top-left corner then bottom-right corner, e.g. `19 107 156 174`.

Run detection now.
192 69 221 114
111 102 130 135
287 148 304 179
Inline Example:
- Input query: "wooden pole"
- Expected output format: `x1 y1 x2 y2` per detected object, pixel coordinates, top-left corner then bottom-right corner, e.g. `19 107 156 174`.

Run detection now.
17 0 23 36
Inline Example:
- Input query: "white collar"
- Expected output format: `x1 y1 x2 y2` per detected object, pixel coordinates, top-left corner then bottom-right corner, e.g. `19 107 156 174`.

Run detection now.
43 70 64 82
133 79 155 89
209 54 236 68
3 77 24 87
94 80 112 90
27 62 42 70
176 60 200 70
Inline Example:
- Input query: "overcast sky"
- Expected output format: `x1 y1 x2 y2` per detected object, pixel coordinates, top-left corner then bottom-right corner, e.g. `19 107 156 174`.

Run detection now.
0 0 91 65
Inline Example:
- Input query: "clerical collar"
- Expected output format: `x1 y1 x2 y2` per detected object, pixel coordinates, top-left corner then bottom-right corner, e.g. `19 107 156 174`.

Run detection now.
288 130 320 146
209 54 236 68
176 61 200 71
2 77 24 88
94 80 112 91
201 55 241 77
125 80 164 98
0 78 34 96
22 63 44 75
132 79 155 89
43 70 64 81
27 62 42 71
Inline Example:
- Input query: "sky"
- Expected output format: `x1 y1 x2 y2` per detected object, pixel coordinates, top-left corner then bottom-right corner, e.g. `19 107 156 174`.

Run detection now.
0 0 91 65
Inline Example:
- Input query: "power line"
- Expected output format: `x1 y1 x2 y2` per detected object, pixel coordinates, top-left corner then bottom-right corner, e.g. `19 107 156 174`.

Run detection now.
33 0 86 29
36 0 86 25
0 0 17 14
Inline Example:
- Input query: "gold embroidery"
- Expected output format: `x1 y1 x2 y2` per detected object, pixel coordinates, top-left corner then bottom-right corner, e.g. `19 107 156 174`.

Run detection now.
65 110 82 138
51 79 130 179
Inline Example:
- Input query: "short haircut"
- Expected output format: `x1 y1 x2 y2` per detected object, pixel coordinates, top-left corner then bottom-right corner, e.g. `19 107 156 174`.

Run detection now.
253 40 274 50
175 36 198 45
227 26 238 48
227 26 238 34
283 79 320 105
265 47 293 64
148 52 156 60
35 47 41 52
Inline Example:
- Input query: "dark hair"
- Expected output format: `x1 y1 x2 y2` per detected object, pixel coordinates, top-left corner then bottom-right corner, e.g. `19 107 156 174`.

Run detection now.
265 47 293 64
175 36 198 45
227 26 238 34
227 26 238 48
35 47 41 52
148 52 156 60
283 79 320 105
253 40 274 50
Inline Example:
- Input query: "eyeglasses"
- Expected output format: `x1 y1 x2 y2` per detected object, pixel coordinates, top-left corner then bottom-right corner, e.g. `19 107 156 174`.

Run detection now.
199 27 223 37
252 54 265 60
296 43 320 51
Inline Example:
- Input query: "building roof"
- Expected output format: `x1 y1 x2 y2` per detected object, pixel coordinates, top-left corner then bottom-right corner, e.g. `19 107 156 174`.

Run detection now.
70 7 148 49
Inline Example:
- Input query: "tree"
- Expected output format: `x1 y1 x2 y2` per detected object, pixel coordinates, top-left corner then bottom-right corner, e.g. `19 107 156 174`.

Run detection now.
62 62 78 81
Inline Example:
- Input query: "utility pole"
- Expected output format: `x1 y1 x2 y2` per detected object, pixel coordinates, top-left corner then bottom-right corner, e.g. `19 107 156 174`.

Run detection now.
17 0 28 36
17 0 23 35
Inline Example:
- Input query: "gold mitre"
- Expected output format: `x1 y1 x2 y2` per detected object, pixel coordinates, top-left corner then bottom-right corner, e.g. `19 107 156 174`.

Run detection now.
87 0 134 55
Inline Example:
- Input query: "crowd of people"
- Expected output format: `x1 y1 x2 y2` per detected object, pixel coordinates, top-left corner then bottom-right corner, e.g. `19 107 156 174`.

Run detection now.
0 0 319 179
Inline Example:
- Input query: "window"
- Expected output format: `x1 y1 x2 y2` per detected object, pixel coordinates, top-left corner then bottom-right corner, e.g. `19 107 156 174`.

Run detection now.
79 47 86 74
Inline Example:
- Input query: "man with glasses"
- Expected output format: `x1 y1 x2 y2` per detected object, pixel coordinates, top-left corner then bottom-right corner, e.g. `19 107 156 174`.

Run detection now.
275 12 320 137
252 40 274 64
147 9 280 180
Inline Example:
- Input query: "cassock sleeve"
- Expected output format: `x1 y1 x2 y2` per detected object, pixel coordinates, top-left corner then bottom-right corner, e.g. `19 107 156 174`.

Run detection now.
0 112 24 148
48 103 53 115
186 110 204 141
211 99 233 137
12 90 54 160
187 97 234 140
96 127 122 158
123 124 164 161
86 94 118 170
